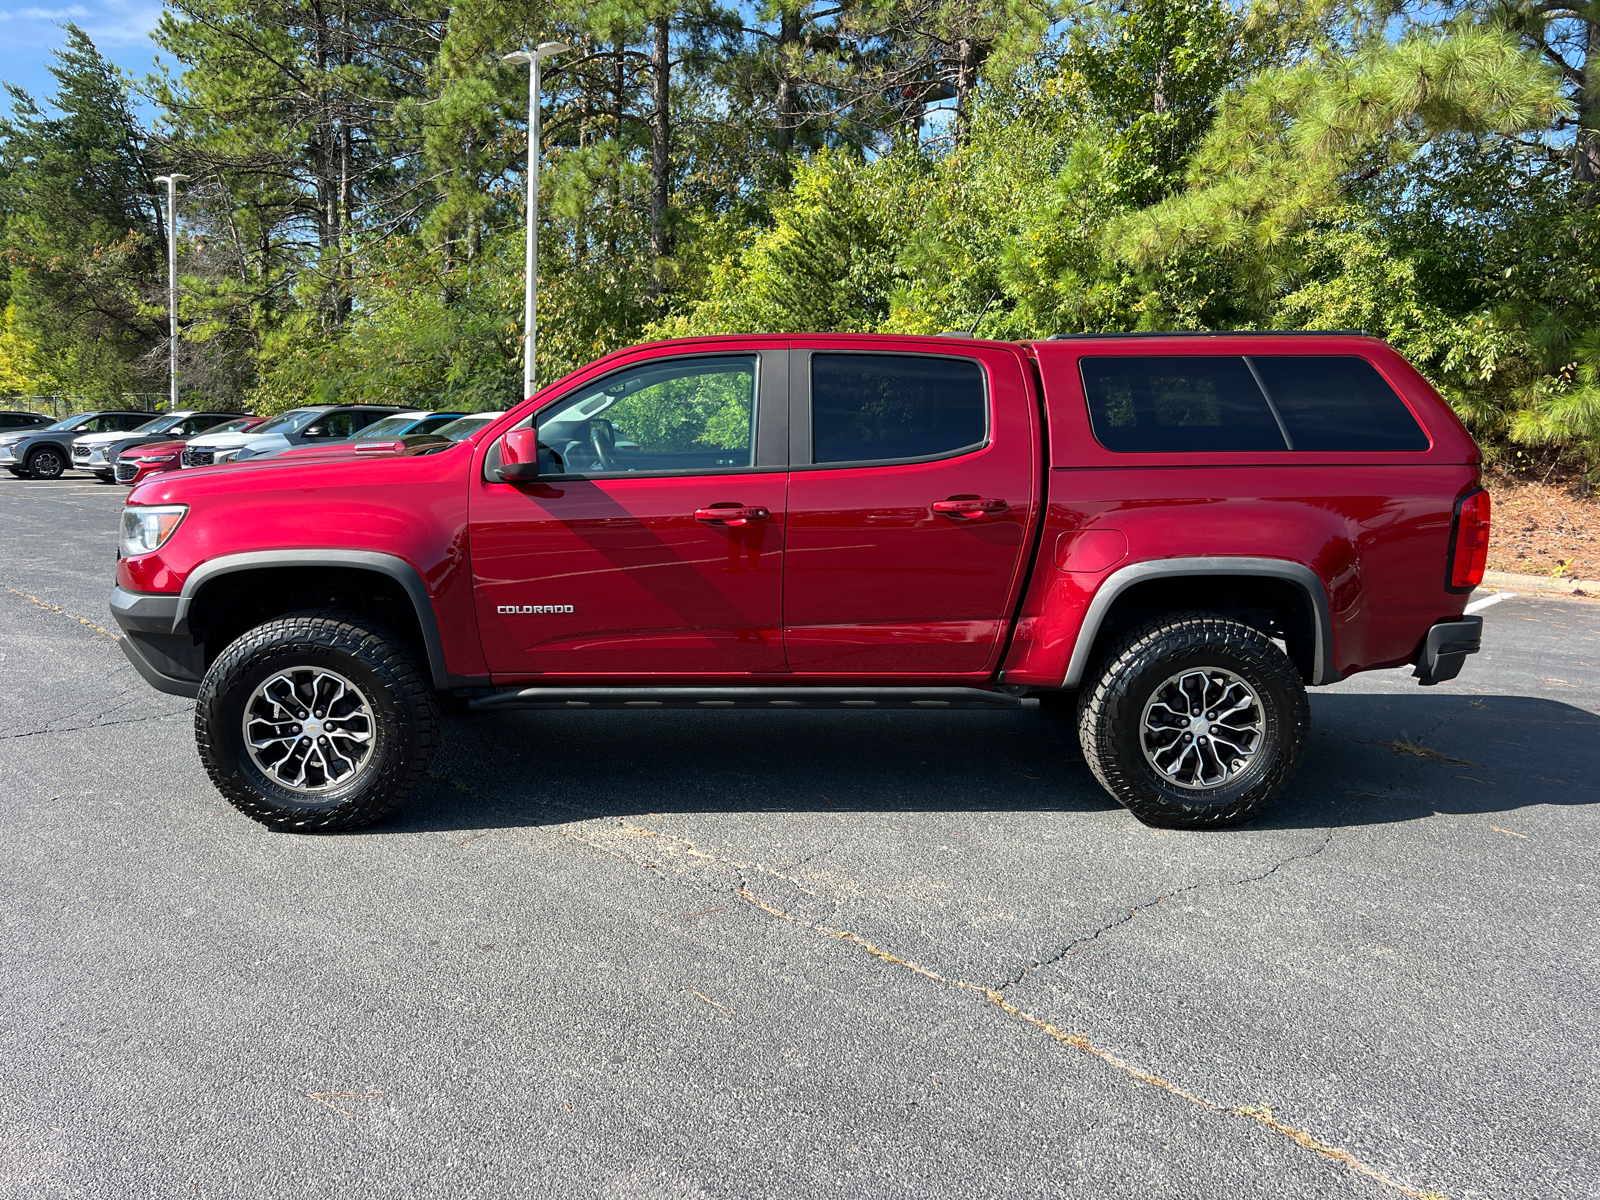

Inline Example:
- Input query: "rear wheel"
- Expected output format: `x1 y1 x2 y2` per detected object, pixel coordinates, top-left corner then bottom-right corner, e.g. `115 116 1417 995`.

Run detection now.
1077 613 1308 829
26 448 64 480
195 610 439 831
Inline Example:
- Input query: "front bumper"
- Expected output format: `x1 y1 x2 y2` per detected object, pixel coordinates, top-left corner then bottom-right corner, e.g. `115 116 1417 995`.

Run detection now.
1413 615 1483 686
109 586 203 698
0 446 15 463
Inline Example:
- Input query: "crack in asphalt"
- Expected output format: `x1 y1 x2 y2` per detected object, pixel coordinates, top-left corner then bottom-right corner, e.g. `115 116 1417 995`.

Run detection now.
0 709 190 741
734 884 1446 1200
2 584 120 641
992 830 1337 991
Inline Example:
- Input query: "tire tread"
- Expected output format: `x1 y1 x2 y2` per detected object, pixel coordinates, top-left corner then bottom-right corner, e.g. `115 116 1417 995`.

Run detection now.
194 610 438 832
1078 612 1308 829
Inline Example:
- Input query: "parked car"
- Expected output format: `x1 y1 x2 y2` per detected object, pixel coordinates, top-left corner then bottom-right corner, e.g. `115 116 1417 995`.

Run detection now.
347 411 467 439
431 411 506 440
0 410 151 479
75 410 250 482
114 417 268 486
272 412 504 463
112 332 1488 834
195 405 405 466
0 411 50 430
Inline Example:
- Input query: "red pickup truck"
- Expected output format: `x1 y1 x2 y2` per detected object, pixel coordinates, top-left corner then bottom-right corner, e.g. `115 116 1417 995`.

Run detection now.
109 332 1488 833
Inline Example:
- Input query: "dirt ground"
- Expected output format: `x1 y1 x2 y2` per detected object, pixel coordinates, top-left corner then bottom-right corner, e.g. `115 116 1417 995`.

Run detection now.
1486 475 1600 581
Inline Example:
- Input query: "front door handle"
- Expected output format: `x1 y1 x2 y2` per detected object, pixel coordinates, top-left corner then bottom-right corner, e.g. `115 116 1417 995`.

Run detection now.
932 497 1007 520
695 505 771 527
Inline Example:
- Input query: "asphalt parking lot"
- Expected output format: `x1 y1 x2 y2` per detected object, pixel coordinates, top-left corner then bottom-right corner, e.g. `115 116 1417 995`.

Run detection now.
1 474 1596 1200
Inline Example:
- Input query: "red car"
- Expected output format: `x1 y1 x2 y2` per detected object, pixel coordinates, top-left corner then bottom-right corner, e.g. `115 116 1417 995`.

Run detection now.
110 332 1488 833
115 417 267 485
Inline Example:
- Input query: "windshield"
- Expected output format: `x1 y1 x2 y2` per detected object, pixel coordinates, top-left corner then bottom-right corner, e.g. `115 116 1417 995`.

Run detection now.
206 418 258 435
434 413 502 441
248 409 320 436
354 415 425 438
133 415 179 434
44 414 94 432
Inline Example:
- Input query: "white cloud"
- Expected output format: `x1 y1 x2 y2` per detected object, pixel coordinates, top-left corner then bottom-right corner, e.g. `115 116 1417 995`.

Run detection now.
0 3 161 47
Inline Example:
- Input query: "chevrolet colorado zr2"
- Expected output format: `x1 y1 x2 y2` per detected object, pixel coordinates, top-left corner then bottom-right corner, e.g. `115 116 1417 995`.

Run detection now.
108 332 1489 832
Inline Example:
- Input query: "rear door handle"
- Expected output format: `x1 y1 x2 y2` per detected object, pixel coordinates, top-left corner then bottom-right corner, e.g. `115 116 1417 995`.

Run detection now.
695 505 771 527
932 497 1007 520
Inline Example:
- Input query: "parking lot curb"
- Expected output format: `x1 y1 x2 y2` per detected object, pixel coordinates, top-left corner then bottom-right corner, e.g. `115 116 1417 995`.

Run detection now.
1482 569 1599 596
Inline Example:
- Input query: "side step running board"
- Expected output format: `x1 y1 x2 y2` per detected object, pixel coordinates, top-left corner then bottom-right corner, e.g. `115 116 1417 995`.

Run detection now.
468 686 1039 712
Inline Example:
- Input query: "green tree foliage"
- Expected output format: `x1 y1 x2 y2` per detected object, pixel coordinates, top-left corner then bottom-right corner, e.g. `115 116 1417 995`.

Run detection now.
4 0 1600 474
0 26 164 399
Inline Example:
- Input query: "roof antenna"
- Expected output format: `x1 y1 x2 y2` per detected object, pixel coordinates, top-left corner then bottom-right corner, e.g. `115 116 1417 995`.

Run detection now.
938 293 998 339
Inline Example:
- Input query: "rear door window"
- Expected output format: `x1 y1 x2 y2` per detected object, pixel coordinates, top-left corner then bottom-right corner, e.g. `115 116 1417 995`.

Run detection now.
811 354 986 465
1080 356 1286 452
1250 356 1429 451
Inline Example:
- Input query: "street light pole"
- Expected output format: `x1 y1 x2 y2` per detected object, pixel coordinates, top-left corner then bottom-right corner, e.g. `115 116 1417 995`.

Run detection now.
153 173 189 412
502 42 568 400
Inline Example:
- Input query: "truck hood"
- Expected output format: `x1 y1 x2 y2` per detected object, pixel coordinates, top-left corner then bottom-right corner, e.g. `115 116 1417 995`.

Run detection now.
125 436 468 507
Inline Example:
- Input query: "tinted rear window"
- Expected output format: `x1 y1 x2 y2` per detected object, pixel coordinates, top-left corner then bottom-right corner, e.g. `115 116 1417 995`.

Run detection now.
1250 356 1429 451
1080 356 1286 452
812 354 987 465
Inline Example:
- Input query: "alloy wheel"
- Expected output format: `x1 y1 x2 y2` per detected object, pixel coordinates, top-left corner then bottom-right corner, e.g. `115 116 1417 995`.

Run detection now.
242 667 375 793
1139 666 1265 790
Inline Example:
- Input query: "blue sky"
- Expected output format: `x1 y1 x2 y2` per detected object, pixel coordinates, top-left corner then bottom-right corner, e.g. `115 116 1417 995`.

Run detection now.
0 2 164 105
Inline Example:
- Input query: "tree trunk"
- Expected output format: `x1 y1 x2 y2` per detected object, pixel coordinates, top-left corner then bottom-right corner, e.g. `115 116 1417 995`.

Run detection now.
651 13 672 272
774 6 801 184
609 38 624 259
955 37 978 145
1576 17 1600 203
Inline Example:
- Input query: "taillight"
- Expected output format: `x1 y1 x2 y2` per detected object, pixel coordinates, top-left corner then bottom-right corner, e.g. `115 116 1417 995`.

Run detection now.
1447 488 1491 591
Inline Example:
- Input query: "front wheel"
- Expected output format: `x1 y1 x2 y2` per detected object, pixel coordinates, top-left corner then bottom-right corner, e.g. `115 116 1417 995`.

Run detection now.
1078 613 1308 829
26 448 64 479
195 611 439 831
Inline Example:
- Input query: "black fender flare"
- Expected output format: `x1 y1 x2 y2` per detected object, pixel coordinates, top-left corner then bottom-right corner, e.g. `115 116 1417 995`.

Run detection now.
1062 557 1337 688
173 549 450 690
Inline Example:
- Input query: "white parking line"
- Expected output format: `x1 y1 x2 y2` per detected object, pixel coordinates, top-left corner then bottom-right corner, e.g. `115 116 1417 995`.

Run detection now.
1465 592 1516 615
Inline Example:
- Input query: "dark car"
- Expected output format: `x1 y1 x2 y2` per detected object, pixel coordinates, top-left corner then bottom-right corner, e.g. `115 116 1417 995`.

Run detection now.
0 411 50 431
0 410 151 480
73 410 250 483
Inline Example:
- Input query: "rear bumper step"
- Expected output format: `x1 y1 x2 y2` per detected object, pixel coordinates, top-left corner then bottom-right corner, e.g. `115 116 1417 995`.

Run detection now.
468 686 1039 712
1413 616 1483 686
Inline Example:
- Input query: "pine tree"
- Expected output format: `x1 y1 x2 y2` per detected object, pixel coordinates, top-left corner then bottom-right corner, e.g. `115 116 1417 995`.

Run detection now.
0 24 164 400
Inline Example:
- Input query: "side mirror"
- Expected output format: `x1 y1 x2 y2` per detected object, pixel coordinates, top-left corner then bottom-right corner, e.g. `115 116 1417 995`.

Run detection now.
497 428 540 481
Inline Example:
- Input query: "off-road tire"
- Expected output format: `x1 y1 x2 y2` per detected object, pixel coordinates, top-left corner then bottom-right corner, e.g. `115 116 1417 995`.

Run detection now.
195 610 439 832
1077 613 1308 829
26 448 64 480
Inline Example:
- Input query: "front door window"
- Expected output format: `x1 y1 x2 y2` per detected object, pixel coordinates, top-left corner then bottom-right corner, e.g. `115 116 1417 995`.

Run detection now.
535 355 756 476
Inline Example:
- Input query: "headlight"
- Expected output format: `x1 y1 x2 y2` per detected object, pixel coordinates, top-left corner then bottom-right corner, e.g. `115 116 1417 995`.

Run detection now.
119 505 187 557
213 448 242 463
139 454 176 463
